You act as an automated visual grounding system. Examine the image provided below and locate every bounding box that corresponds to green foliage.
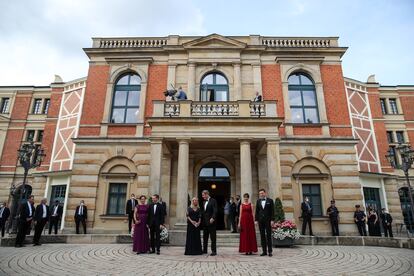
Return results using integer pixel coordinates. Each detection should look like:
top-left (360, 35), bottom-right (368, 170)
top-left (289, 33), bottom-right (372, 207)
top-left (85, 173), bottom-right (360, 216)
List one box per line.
top-left (274, 197), bottom-right (285, 222)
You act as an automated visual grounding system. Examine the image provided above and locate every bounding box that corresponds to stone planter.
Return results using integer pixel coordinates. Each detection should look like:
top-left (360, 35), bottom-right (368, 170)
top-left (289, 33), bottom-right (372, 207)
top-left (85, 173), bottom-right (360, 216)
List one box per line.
top-left (273, 237), bottom-right (294, 247)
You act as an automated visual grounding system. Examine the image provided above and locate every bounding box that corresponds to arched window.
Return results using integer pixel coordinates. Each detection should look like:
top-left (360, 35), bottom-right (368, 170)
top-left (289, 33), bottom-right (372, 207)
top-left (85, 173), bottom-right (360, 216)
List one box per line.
top-left (288, 73), bottom-right (319, 124)
top-left (200, 72), bottom-right (229, 102)
top-left (110, 73), bottom-right (141, 123)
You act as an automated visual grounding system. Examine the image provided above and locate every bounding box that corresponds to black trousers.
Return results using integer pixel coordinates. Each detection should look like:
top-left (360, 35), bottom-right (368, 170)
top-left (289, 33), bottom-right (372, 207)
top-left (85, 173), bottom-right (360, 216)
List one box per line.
top-left (356, 221), bottom-right (367, 236)
top-left (230, 214), bottom-right (237, 232)
top-left (383, 224), bottom-right (393, 237)
top-left (302, 216), bottom-right (313, 235)
top-left (258, 221), bottom-right (272, 254)
top-left (49, 216), bottom-right (60, 234)
top-left (203, 224), bottom-right (217, 253)
top-left (0, 219), bottom-right (6, 237)
top-left (33, 218), bottom-right (47, 244)
top-left (150, 225), bottom-right (161, 252)
top-left (128, 213), bottom-right (134, 233)
top-left (75, 217), bottom-right (87, 234)
top-left (15, 220), bottom-right (31, 246)
top-left (330, 219), bottom-right (339, 236)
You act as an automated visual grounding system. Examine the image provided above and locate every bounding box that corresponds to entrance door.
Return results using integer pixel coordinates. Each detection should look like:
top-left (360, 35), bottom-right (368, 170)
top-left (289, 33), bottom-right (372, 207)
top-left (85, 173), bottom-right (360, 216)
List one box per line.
top-left (198, 162), bottom-right (230, 230)
top-left (363, 187), bottom-right (382, 212)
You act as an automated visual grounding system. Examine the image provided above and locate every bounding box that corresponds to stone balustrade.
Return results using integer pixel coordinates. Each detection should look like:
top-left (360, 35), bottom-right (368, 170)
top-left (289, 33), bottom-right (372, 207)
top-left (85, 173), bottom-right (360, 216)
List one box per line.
top-left (153, 100), bottom-right (277, 118)
top-left (97, 38), bottom-right (167, 48)
top-left (261, 38), bottom-right (333, 47)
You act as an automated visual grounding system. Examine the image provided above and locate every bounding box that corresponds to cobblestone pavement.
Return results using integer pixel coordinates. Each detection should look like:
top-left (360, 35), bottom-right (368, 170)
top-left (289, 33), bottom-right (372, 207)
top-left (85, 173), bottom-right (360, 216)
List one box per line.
top-left (0, 244), bottom-right (413, 276)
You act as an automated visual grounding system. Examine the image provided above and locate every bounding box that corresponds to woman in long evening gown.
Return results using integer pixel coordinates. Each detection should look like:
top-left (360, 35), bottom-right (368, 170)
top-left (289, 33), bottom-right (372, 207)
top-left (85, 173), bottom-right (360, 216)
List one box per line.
top-left (367, 208), bottom-right (381, 237)
top-left (132, 195), bottom-right (150, 254)
top-left (185, 197), bottom-right (203, 255)
top-left (238, 193), bottom-right (258, 255)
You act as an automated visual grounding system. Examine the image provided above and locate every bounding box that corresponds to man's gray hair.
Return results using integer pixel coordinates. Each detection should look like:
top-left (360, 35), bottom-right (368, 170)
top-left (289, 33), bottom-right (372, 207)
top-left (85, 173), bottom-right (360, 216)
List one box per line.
top-left (201, 190), bottom-right (210, 195)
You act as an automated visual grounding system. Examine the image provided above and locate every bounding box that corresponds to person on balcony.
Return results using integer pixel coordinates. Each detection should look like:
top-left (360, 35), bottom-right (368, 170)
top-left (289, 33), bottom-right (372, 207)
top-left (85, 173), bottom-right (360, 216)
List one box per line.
top-left (176, 87), bottom-right (188, 100)
top-left (253, 91), bottom-right (262, 102)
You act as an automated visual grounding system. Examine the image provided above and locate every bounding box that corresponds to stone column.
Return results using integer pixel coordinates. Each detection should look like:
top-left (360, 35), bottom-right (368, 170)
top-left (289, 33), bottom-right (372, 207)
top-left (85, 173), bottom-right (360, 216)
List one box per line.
top-left (187, 62), bottom-right (196, 100)
top-left (240, 140), bottom-right (253, 197)
top-left (149, 138), bottom-right (163, 195)
top-left (175, 138), bottom-right (190, 224)
top-left (266, 139), bottom-right (282, 200)
top-left (252, 63), bottom-right (263, 95)
top-left (233, 62), bottom-right (242, 101)
top-left (167, 63), bottom-right (177, 88)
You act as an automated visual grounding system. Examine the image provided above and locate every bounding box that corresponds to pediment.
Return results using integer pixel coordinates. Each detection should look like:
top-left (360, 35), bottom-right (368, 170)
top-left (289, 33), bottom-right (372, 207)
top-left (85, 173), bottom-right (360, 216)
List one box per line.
top-left (183, 34), bottom-right (246, 49)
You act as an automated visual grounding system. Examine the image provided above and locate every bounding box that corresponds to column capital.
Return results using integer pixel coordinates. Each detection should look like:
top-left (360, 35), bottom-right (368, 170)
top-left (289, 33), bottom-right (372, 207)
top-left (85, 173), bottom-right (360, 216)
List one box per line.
top-left (150, 137), bottom-right (163, 144)
top-left (176, 137), bottom-right (191, 144)
top-left (232, 61), bottom-right (241, 66)
top-left (239, 138), bottom-right (253, 145)
top-left (187, 61), bottom-right (197, 67)
top-left (266, 138), bottom-right (280, 144)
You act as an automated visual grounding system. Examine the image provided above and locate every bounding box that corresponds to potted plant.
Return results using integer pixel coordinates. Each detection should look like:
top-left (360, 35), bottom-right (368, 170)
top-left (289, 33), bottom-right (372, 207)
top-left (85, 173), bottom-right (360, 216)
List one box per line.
top-left (272, 198), bottom-right (300, 247)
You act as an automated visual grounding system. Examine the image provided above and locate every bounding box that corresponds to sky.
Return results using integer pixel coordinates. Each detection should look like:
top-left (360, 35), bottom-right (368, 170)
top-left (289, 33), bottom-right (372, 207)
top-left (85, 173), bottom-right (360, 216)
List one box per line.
top-left (0, 0), bottom-right (413, 86)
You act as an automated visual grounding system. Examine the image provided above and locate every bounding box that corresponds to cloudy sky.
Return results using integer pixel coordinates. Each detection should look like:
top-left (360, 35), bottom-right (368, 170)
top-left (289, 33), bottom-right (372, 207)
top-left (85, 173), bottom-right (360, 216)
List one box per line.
top-left (0, 0), bottom-right (413, 86)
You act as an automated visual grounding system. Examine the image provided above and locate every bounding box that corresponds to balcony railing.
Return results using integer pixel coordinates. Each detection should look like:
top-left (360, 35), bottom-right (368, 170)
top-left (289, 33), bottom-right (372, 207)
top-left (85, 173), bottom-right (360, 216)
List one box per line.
top-left (153, 100), bottom-right (277, 118)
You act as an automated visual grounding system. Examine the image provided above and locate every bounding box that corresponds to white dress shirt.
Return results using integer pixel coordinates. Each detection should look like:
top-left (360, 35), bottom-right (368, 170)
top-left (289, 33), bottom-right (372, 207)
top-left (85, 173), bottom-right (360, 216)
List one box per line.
top-left (204, 198), bottom-right (209, 210)
top-left (78, 205), bottom-right (83, 216)
top-left (42, 204), bottom-right (47, 218)
top-left (153, 204), bottom-right (157, 214)
top-left (0, 207), bottom-right (4, 218)
top-left (53, 205), bottom-right (58, 216)
top-left (261, 198), bottom-right (266, 209)
top-left (27, 202), bottom-right (32, 217)
top-left (131, 199), bottom-right (135, 209)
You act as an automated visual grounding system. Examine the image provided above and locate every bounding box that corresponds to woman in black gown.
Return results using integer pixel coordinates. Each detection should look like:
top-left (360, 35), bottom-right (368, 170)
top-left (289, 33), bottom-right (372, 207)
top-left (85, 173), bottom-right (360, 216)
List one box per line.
top-left (185, 197), bottom-right (202, 255)
top-left (367, 208), bottom-right (381, 236)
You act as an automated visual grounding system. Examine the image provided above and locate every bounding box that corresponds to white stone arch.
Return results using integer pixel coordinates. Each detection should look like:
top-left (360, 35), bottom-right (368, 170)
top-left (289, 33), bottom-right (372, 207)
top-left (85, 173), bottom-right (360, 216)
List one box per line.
top-left (197, 68), bottom-right (234, 85)
top-left (109, 65), bottom-right (147, 84)
top-left (282, 63), bottom-right (321, 84)
top-left (99, 156), bottom-right (138, 175)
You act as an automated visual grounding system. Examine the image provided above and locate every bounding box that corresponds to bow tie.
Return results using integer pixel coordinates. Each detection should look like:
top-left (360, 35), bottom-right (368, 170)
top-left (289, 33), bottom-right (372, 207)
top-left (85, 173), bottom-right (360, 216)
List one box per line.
top-left (261, 199), bottom-right (266, 201)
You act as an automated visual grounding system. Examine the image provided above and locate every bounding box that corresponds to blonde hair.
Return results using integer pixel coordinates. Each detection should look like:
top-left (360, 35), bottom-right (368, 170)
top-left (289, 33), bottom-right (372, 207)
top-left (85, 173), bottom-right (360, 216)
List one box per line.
top-left (190, 197), bottom-right (199, 209)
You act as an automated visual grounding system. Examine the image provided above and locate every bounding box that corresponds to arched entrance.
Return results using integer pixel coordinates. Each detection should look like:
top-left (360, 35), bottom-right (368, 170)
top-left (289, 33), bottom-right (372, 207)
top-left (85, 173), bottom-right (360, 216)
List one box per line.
top-left (198, 162), bottom-right (230, 230)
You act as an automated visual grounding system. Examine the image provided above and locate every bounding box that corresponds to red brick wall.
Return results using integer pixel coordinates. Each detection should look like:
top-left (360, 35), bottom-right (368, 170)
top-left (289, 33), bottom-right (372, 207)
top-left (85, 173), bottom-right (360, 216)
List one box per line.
top-left (320, 65), bottom-right (352, 137)
top-left (38, 87), bottom-right (63, 171)
top-left (293, 126), bottom-right (322, 136)
top-left (367, 87), bottom-right (392, 171)
top-left (144, 64), bottom-right (168, 136)
top-left (399, 92), bottom-right (414, 121)
top-left (107, 125), bottom-right (136, 136)
top-left (261, 64), bottom-right (284, 117)
top-left (78, 65), bottom-right (110, 136)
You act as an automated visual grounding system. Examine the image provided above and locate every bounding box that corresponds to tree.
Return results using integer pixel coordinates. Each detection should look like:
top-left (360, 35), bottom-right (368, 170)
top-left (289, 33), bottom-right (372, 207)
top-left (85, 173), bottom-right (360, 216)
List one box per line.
top-left (274, 197), bottom-right (285, 222)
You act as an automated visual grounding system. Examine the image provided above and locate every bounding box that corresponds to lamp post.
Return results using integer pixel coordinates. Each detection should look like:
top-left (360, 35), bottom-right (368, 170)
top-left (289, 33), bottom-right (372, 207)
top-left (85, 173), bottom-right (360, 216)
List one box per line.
top-left (385, 143), bottom-right (414, 233)
top-left (9, 141), bottom-right (45, 233)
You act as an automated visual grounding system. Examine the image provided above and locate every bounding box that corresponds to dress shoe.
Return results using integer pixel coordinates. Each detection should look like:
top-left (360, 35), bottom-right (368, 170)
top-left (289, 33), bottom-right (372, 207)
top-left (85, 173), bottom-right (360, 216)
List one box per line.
top-left (210, 252), bottom-right (217, 256)
top-left (202, 251), bottom-right (207, 254)
top-left (15, 244), bottom-right (22, 248)
top-left (260, 253), bottom-right (267, 256)
top-left (156, 251), bottom-right (160, 255)
top-left (231, 231), bottom-right (237, 233)
top-left (149, 250), bottom-right (155, 254)
top-left (269, 253), bottom-right (273, 257)
top-left (33, 243), bottom-right (41, 246)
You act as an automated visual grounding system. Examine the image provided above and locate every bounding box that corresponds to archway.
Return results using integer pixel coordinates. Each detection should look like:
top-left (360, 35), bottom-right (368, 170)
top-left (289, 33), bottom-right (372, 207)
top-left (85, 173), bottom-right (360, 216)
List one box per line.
top-left (198, 161), bottom-right (230, 230)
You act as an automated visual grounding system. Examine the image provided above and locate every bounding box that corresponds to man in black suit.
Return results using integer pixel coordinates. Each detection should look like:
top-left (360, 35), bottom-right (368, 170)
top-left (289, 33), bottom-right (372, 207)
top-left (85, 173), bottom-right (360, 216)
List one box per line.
top-left (301, 196), bottom-right (313, 236)
top-left (125, 194), bottom-right (138, 233)
top-left (0, 201), bottom-right (10, 237)
top-left (380, 208), bottom-right (393, 237)
top-left (229, 197), bottom-right (237, 233)
top-left (33, 198), bottom-right (49, 246)
top-left (74, 200), bottom-right (87, 234)
top-left (15, 195), bottom-right (35, 247)
top-left (147, 194), bottom-right (166, 255)
top-left (255, 189), bottom-right (275, 257)
top-left (49, 200), bottom-right (63, 234)
top-left (201, 190), bottom-right (218, 256)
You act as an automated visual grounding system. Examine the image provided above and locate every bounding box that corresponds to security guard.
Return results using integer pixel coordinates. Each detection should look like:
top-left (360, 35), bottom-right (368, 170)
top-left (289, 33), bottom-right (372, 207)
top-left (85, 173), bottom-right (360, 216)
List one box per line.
top-left (327, 200), bottom-right (339, 236)
top-left (354, 204), bottom-right (367, 236)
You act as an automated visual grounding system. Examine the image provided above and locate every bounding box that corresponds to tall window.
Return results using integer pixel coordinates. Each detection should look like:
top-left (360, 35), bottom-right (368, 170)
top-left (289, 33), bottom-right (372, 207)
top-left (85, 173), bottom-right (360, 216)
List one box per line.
top-left (200, 72), bottom-right (229, 102)
top-left (26, 130), bottom-right (35, 141)
top-left (37, 130), bottom-right (44, 142)
top-left (389, 146), bottom-right (399, 166)
top-left (389, 99), bottom-right (398, 114)
top-left (0, 98), bottom-right (10, 114)
top-left (107, 183), bottom-right (127, 215)
top-left (32, 99), bottom-right (42, 114)
top-left (43, 99), bottom-right (50, 114)
top-left (111, 73), bottom-right (141, 123)
top-left (380, 98), bottom-right (387, 114)
top-left (386, 131), bottom-right (394, 143)
top-left (288, 73), bottom-right (319, 124)
top-left (302, 184), bottom-right (322, 216)
top-left (396, 131), bottom-right (405, 143)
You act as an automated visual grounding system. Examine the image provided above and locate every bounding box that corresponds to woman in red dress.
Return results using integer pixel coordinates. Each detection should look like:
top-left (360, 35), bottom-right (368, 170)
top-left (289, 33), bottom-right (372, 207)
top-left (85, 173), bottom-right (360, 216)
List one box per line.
top-left (238, 193), bottom-right (258, 255)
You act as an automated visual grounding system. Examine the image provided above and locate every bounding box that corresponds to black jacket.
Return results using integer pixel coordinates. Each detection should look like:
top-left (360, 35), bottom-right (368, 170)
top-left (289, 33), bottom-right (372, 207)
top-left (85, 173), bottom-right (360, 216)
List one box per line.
top-left (147, 203), bottom-right (166, 227)
top-left (75, 205), bottom-right (88, 219)
top-left (50, 204), bottom-right (63, 219)
top-left (125, 199), bottom-right (138, 215)
top-left (301, 202), bottom-right (313, 217)
top-left (380, 212), bottom-right (393, 225)
top-left (34, 204), bottom-right (50, 221)
top-left (229, 202), bottom-right (237, 217)
top-left (255, 198), bottom-right (275, 223)
top-left (0, 206), bottom-right (10, 221)
top-left (19, 202), bottom-right (35, 222)
top-left (202, 197), bottom-right (218, 226)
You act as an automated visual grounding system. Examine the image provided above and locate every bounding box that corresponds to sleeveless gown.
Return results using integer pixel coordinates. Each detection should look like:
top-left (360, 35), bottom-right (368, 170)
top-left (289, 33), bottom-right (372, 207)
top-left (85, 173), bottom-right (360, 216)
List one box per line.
top-left (185, 207), bottom-right (203, 255)
top-left (132, 204), bottom-right (150, 253)
top-left (239, 203), bottom-right (258, 253)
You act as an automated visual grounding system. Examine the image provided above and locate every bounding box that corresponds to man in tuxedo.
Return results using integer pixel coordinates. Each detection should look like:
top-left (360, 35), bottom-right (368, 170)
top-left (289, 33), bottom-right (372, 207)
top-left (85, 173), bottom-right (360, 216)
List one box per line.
top-left (201, 190), bottom-right (218, 256)
top-left (0, 201), bottom-right (10, 237)
top-left (380, 208), bottom-right (393, 237)
top-left (49, 200), bottom-right (63, 234)
top-left (229, 197), bottom-right (237, 233)
top-left (125, 194), bottom-right (138, 233)
top-left (147, 194), bottom-right (166, 255)
top-left (301, 196), bottom-right (313, 236)
top-left (15, 195), bottom-right (35, 247)
top-left (255, 189), bottom-right (274, 257)
top-left (33, 198), bottom-right (49, 246)
top-left (74, 200), bottom-right (87, 234)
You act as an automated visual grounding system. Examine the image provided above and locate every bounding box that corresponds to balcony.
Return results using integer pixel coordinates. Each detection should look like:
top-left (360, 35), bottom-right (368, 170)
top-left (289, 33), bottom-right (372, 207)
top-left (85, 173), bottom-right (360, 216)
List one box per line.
top-left (152, 100), bottom-right (277, 118)
top-left (148, 100), bottom-right (282, 139)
